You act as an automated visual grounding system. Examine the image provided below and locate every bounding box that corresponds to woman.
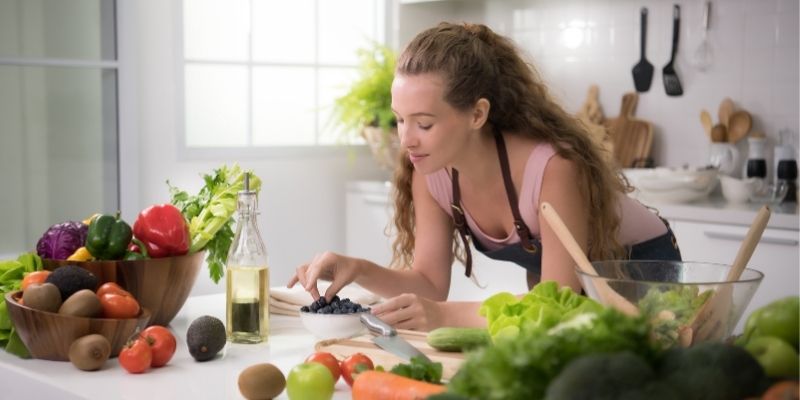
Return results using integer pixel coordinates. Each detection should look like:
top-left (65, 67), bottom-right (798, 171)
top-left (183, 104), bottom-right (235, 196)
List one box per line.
top-left (288, 22), bottom-right (680, 330)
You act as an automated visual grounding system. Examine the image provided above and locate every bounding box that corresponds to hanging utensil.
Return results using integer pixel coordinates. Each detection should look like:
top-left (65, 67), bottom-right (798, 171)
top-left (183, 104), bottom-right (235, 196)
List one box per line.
top-left (718, 97), bottom-right (735, 128)
top-left (632, 7), bottom-right (654, 92)
top-left (692, 1), bottom-right (713, 71)
top-left (728, 110), bottom-right (752, 144)
top-left (663, 4), bottom-right (683, 96)
top-left (700, 109), bottom-right (713, 140)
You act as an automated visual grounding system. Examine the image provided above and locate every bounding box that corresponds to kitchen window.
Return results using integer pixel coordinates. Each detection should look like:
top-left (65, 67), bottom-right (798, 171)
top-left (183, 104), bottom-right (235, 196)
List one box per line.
top-left (181, 0), bottom-right (389, 150)
top-left (0, 0), bottom-right (121, 257)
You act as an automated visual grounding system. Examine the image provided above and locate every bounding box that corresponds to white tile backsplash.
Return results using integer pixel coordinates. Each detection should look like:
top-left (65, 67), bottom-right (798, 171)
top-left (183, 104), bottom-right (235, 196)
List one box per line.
top-left (477, 0), bottom-right (799, 174)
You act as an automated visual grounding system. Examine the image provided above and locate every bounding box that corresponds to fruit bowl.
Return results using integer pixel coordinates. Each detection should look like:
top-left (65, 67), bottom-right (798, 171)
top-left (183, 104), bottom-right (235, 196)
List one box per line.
top-left (5, 290), bottom-right (151, 361)
top-left (576, 261), bottom-right (764, 346)
top-left (299, 310), bottom-right (369, 340)
top-left (42, 251), bottom-right (204, 326)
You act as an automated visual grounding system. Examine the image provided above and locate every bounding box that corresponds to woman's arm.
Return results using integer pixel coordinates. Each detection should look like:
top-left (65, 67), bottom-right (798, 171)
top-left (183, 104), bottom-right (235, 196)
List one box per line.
top-left (537, 155), bottom-right (589, 293)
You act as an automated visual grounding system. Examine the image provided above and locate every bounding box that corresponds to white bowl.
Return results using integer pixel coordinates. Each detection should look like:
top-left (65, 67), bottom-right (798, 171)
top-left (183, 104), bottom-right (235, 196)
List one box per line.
top-left (624, 166), bottom-right (718, 203)
top-left (719, 176), bottom-right (760, 203)
top-left (299, 310), bottom-right (368, 340)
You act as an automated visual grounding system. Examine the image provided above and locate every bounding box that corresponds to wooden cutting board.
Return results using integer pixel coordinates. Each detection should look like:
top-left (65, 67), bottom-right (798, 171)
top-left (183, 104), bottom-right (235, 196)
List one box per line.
top-left (315, 330), bottom-right (466, 380)
top-left (604, 92), bottom-right (654, 168)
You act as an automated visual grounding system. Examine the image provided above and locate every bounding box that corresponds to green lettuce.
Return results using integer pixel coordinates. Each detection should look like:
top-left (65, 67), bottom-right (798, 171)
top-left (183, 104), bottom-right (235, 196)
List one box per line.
top-left (0, 253), bottom-right (42, 358)
top-left (479, 281), bottom-right (603, 341)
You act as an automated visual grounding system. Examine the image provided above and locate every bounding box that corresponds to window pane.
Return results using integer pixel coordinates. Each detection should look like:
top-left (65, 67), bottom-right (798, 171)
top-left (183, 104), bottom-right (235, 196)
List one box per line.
top-left (0, 0), bottom-right (115, 60)
top-left (252, 66), bottom-right (315, 146)
top-left (184, 0), bottom-right (249, 61)
top-left (318, 0), bottom-right (382, 65)
top-left (0, 66), bottom-right (117, 256)
top-left (252, 0), bottom-right (314, 64)
top-left (318, 66), bottom-right (358, 145)
top-left (185, 64), bottom-right (248, 147)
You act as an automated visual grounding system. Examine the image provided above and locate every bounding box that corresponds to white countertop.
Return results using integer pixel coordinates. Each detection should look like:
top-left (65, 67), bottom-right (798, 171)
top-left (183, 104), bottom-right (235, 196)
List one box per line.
top-left (0, 294), bottom-right (354, 400)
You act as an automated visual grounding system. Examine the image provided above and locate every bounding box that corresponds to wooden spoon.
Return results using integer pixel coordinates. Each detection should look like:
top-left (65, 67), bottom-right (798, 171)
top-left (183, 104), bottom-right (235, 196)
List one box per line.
top-left (710, 123), bottom-right (727, 143)
top-left (718, 98), bottom-right (735, 128)
top-left (700, 109), bottom-right (713, 140)
top-left (685, 205), bottom-right (771, 345)
top-left (540, 202), bottom-right (639, 316)
top-left (727, 110), bottom-right (752, 144)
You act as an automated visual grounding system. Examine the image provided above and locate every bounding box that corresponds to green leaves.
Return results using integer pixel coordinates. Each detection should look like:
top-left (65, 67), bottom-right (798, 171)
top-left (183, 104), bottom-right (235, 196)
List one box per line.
top-left (0, 253), bottom-right (41, 358)
top-left (169, 164), bottom-right (262, 283)
top-left (390, 356), bottom-right (443, 384)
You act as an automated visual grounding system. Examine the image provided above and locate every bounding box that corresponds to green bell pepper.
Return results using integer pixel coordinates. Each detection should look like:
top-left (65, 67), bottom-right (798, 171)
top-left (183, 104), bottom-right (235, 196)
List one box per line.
top-left (85, 212), bottom-right (133, 260)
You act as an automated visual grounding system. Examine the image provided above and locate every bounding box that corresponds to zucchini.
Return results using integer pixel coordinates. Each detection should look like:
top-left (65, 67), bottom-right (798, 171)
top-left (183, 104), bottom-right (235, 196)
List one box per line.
top-left (427, 327), bottom-right (490, 352)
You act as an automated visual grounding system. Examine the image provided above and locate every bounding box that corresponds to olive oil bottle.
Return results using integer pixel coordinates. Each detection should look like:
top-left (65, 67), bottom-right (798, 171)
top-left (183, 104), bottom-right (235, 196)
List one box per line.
top-left (226, 173), bottom-right (269, 343)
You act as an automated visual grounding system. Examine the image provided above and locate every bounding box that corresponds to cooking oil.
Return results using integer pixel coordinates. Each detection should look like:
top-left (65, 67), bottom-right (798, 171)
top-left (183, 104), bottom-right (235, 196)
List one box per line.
top-left (225, 172), bottom-right (269, 343)
top-left (226, 265), bottom-right (269, 343)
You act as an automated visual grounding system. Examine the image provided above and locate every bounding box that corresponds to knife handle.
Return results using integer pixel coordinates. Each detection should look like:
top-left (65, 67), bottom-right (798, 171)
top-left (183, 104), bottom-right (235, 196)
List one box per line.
top-left (360, 312), bottom-right (396, 336)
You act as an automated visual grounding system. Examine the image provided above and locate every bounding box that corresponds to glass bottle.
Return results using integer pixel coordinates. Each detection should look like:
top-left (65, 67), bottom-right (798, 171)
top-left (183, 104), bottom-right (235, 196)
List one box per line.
top-left (746, 136), bottom-right (768, 179)
top-left (226, 173), bottom-right (269, 343)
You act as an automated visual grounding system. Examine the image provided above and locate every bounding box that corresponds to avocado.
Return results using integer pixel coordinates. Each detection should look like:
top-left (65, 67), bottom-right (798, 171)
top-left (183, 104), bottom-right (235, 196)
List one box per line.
top-left (187, 315), bottom-right (226, 361)
top-left (45, 265), bottom-right (98, 301)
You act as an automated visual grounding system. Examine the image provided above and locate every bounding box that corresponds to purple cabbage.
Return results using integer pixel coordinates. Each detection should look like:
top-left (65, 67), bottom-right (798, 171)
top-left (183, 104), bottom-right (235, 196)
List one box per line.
top-left (36, 221), bottom-right (88, 260)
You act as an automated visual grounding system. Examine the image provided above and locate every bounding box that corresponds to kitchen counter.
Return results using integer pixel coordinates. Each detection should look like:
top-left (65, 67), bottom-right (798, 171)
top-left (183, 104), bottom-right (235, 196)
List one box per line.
top-left (0, 294), bottom-right (353, 400)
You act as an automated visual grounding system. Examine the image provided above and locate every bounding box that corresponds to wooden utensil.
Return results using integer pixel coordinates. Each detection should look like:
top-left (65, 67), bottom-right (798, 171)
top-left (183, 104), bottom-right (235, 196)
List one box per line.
top-left (718, 97), bottom-right (735, 128)
top-left (710, 123), bottom-right (728, 143)
top-left (605, 93), bottom-right (654, 168)
top-left (662, 5), bottom-right (683, 96)
top-left (727, 110), bottom-right (752, 144)
top-left (632, 7), bottom-right (655, 92)
top-left (685, 206), bottom-right (771, 345)
top-left (700, 110), bottom-right (713, 140)
top-left (539, 202), bottom-right (639, 316)
top-left (316, 330), bottom-right (465, 380)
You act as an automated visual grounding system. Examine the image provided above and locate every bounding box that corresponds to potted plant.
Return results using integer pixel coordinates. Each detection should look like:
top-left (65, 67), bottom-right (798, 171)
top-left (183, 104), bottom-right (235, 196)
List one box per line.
top-left (332, 42), bottom-right (399, 170)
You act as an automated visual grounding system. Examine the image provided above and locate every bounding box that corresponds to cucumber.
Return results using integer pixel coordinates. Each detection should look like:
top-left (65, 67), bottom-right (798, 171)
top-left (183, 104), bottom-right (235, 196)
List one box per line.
top-left (427, 327), bottom-right (490, 352)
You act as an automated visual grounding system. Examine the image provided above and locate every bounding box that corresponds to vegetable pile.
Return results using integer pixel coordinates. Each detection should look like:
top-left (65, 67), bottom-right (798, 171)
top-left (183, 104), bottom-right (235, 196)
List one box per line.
top-left (0, 253), bottom-right (42, 358)
top-left (169, 164), bottom-right (262, 283)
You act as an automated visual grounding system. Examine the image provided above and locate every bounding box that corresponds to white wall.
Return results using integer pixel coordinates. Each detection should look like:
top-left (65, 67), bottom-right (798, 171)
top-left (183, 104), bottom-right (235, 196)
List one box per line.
top-left (130, 0), bottom-right (389, 295)
top-left (398, 0), bottom-right (799, 178)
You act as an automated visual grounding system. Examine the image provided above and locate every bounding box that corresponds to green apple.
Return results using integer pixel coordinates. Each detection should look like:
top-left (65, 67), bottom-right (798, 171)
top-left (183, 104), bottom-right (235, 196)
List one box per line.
top-left (286, 362), bottom-right (335, 400)
top-left (753, 297), bottom-right (799, 349)
top-left (744, 336), bottom-right (799, 378)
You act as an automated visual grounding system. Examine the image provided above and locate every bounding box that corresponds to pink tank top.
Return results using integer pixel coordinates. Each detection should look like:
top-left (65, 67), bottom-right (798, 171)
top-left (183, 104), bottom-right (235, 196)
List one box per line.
top-left (425, 143), bottom-right (667, 251)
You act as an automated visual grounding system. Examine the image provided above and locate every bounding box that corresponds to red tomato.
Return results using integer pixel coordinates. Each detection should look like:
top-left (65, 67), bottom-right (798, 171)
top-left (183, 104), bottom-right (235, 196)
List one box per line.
top-left (119, 339), bottom-right (152, 374)
top-left (21, 271), bottom-right (50, 291)
top-left (305, 351), bottom-right (341, 382)
top-left (340, 353), bottom-right (374, 387)
top-left (96, 282), bottom-right (132, 298)
top-left (99, 293), bottom-right (140, 319)
top-left (141, 326), bottom-right (176, 367)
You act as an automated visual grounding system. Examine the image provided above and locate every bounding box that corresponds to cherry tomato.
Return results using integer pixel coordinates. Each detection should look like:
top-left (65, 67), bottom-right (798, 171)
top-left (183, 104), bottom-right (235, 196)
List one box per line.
top-left (99, 293), bottom-right (140, 319)
top-left (97, 282), bottom-right (132, 298)
top-left (141, 326), bottom-right (176, 367)
top-left (340, 352), bottom-right (374, 387)
top-left (119, 339), bottom-right (152, 374)
top-left (305, 351), bottom-right (341, 382)
top-left (21, 271), bottom-right (51, 291)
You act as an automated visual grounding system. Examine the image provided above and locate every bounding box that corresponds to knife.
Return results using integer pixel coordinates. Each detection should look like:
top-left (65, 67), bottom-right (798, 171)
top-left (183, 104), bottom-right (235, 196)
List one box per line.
top-left (359, 313), bottom-right (432, 363)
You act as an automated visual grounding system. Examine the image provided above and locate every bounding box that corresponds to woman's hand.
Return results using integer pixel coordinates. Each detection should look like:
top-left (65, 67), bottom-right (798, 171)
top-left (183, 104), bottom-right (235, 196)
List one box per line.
top-left (287, 251), bottom-right (360, 301)
top-left (371, 293), bottom-right (444, 331)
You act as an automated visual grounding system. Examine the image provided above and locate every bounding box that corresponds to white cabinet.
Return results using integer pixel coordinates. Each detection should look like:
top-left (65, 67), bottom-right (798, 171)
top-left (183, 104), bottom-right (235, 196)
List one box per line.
top-left (346, 181), bottom-right (527, 301)
top-left (669, 219), bottom-right (800, 332)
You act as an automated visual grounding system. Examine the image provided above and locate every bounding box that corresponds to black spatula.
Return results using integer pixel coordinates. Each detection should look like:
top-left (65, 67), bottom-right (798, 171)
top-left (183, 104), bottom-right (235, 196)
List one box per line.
top-left (631, 7), bottom-right (653, 92)
top-left (663, 4), bottom-right (683, 96)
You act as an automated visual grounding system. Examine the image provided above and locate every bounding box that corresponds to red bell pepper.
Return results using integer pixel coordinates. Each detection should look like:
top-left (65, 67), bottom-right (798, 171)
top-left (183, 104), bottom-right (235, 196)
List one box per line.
top-left (132, 204), bottom-right (190, 258)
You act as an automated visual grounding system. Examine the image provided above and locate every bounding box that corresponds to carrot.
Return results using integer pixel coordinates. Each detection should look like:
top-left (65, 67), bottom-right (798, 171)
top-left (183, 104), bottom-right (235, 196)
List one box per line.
top-left (352, 370), bottom-right (447, 400)
top-left (761, 380), bottom-right (799, 400)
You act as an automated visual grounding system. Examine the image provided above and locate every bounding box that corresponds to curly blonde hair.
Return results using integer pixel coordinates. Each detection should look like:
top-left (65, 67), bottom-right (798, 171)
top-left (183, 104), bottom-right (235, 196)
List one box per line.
top-left (389, 22), bottom-right (629, 269)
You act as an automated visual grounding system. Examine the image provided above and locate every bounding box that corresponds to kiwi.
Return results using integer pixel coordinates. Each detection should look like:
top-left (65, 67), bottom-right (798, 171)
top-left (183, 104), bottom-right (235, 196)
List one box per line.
top-left (186, 315), bottom-right (226, 361)
top-left (22, 282), bottom-right (62, 313)
top-left (59, 289), bottom-right (102, 317)
top-left (238, 363), bottom-right (286, 400)
top-left (68, 334), bottom-right (111, 371)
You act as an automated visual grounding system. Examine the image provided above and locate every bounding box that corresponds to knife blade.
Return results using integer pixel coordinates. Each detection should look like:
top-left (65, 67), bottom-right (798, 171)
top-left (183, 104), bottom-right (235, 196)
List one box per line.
top-left (359, 313), bottom-right (431, 362)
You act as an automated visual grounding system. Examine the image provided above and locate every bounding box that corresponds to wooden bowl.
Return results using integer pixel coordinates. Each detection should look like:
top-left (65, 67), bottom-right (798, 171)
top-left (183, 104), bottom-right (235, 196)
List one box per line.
top-left (42, 251), bottom-right (204, 326)
top-left (5, 291), bottom-right (151, 361)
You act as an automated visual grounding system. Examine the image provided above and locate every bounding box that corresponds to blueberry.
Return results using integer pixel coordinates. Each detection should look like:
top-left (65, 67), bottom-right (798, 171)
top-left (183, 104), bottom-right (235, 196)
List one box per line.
top-left (332, 308), bottom-right (341, 314)
top-left (300, 306), bottom-right (310, 312)
top-left (332, 295), bottom-right (340, 303)
top-left (342, 298), bottom-right (351, 303)
top-left (309, 303), bottom-right (319, 312)
top-left (320, 305), bottom-right (332, 314)
top-left (316, 297), bottom-right (327, 307)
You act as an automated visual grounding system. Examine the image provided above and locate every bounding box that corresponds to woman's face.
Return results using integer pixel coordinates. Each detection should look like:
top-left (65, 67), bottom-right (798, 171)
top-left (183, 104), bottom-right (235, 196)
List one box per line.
top-left (391, 73), bottom-right (475, 174)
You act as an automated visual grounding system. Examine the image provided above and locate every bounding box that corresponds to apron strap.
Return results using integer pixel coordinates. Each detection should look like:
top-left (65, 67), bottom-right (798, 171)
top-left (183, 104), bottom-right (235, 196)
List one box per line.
top-left (451, 168), bottom-right (473, 277)
top-left (494, 132), bottom-right (538, 254)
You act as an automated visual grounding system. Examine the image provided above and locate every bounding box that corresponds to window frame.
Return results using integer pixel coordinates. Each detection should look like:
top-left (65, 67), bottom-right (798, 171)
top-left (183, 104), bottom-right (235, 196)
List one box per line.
top-left (175, 0), bottom-right (395, 160)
